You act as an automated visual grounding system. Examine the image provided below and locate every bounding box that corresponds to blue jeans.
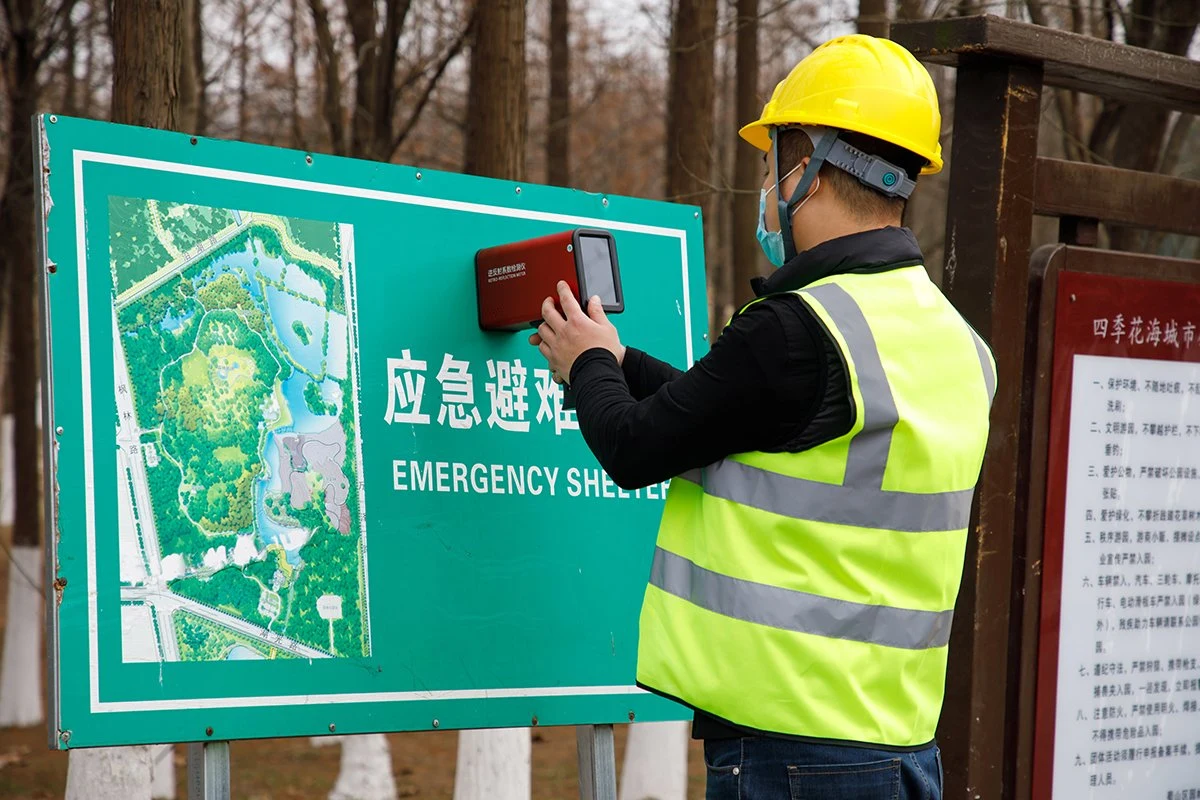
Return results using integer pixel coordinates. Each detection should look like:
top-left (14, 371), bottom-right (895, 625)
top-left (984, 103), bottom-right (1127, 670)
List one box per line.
top-left (703, 737), bottom-right (942, 800)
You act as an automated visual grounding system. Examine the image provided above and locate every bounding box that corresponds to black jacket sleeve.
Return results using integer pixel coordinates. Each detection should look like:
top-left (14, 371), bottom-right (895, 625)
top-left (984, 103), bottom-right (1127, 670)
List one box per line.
top-left (568, 297), bottom-right (831, 489)
top-left (620, 347), bottom-right (685, 400)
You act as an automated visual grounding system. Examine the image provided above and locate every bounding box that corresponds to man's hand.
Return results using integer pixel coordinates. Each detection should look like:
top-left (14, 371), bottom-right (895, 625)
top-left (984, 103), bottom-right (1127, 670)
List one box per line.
top-left (529, 281), bottom-right (625, 385)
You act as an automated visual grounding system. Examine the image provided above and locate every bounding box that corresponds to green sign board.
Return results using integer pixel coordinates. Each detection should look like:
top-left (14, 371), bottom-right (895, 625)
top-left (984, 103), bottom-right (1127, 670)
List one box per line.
top-left (36, 115), bottom-right (705, 749)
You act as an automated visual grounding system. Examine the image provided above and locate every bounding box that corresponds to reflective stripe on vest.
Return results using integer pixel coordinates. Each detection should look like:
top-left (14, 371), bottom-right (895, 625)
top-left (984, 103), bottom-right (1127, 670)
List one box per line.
top-left (650, 546), bottom-right (954, 650)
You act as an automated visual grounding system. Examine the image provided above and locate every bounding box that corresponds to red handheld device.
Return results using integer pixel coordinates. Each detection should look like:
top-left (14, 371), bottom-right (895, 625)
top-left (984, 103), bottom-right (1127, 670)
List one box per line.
top-left (475, 228), bottom-right (623, 332)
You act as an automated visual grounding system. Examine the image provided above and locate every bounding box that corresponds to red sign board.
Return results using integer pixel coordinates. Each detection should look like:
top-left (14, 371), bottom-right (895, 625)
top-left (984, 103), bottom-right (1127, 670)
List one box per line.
top-left (1033, 269), bottom-right (1200, 798)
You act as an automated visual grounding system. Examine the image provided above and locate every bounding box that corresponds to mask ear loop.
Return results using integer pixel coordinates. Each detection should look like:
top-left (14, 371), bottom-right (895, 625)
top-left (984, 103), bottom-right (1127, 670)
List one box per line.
top-left (774, 126), bottom-right (838, 263)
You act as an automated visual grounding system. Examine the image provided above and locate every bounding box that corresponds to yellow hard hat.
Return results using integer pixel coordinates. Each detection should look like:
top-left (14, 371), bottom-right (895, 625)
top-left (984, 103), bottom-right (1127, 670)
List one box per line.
top-left (739, 34), bottom-right (943, 174)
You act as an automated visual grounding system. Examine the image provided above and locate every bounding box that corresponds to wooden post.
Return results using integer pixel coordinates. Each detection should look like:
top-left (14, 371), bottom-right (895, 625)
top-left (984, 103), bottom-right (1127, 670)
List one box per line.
top-left (936, 55), bottom-right (1043, 800)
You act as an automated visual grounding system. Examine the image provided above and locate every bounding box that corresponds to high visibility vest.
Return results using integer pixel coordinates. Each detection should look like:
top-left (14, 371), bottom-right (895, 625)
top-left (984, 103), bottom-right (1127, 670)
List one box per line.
top-left (636, 265), bottom-right (995, 747)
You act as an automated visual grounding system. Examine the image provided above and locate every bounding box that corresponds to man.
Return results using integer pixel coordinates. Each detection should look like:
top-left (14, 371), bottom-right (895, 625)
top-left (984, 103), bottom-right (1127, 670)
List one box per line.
top-left (533, 34), bottom-right (994, 799)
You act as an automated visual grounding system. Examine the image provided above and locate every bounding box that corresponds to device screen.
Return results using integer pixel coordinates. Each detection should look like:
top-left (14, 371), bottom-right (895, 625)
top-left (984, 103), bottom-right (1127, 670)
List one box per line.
top-left (579, 235), bottom-right (618, 306)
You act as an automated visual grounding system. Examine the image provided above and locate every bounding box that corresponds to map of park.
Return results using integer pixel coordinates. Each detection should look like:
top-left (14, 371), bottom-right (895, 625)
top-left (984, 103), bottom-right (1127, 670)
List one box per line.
top-left (111, 197), bottom-right (370, 663)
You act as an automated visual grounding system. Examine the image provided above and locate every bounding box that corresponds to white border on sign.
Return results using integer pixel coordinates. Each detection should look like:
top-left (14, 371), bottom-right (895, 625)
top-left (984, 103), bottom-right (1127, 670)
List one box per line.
top-left (73, 150), bottom-right (696, 713)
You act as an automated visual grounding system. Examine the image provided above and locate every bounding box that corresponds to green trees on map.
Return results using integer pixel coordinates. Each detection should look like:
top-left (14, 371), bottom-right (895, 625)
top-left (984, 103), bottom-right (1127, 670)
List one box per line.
top-left (282, 494), bottom-right (365, 656)
top-left (173, 610), bottom-right (278, 661)
top-left (171, 566), bottom-right (272, 629)
top-left (110, 197), bottom-right (174, 292)
top-left (303, 380), bottom-right (335, 416)
top-left (292, 320), bottom-right (311, 345)
top-left (114, 200), bottom-right (367, 660)
top-left (145, 449), bottom-right (236, 559)
top-left (159, 309), bottom-right (280, 533)
top-left (285, 217), bottom-right (337, 256)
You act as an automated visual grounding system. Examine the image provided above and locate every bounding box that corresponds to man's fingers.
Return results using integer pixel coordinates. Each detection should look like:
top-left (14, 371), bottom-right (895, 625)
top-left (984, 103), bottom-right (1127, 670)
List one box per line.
top-left (557, 281), bottom-right (585, 320)
top-left (528, 331), bottom-right (543, 346)
top-left (537, 322), bottom-right (556, 344)
top-left (587, 296), bottom-right (607, 324)
top-left (541, 296), bottom-right (566, 331)
top-left (538, 341), bottom-right (552, 361)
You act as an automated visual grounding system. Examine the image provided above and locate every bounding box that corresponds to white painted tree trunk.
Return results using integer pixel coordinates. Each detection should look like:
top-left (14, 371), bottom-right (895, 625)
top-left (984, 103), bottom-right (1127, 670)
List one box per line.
top-left (65, 746), bottom-right (153, 800)
top-left (0, 544), bottom-right (42, 727)
top-left (310, 734), bottom-right (340, 747)
top-left (453, 728), bottom-right (531, 800)
top-left (329, 733), bottom-right (398, 800)
top-left (150, 744), bottom-right (176, 799)
top-left (0, 414), bottom-right (13, 526)
top-left (618, 721), bottom-right (689, 800)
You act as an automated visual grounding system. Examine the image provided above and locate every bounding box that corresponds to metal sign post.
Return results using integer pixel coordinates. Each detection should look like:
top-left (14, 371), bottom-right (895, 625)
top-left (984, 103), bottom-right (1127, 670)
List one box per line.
top-left (576, 724), bottom-right (617, 800)
top-left (187, 741), bottom-right (231, 800)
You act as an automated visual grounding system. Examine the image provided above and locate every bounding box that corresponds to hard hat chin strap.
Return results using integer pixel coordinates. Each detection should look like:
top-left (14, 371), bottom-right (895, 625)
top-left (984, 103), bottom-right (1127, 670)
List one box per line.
top-left (772, 125), bottom-right (918, 264)
top-left (773, 127), bottom-right (837, 264)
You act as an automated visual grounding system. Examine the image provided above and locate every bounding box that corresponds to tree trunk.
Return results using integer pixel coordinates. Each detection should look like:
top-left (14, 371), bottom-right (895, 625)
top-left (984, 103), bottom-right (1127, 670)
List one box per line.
top-left (65, 746), bottom-right (153, 800)
top-left (236, 0), bottom-right (249, 140)
top-left (0, 5), bottom-right (43, 556)
top-left (1106, 0), bottom-right (1199, 251)
top-left (618, 721), bottom-right (689, 800)
top-left (546, 0), bottom-right (570, 186)
top-left (0, 545), bottom-right (42, 726)
top-left (63, 11), bottom-right (79, 115)
top-left (0, 0), bottom-right (47, 736)
top-left (345, 0), bottom-right (379, 159)
top-left (665, 0), bottom-right (717, 207)
top-left (178, 0), bottom-right (198, 131)
top-left (111, 0), bottom-right (185, 128)
top-left (191, 0), bottom-right (206, 134)
top-left (463, 0), bottom-right (527, 180)
top-left (730, 0), bottom-right (760, 312)
top-left (453, 728), bottom-right (531, 800)
top-left (149, 744), bottom-right (176, 800)
top-left (308, 0), bottom-right (347, 155)
top-left (857, 0), bottom-right (889, 37)
top-left (81, 0), bottom-right (98, 118)
top-left (370, 0), bottom-right (413, 161)
top-left (329, 734), bottom-right (399, 800)
top-left (289, 0), bottom-right (305, 148)
top-left (0, 412), bottom-right (12, 527)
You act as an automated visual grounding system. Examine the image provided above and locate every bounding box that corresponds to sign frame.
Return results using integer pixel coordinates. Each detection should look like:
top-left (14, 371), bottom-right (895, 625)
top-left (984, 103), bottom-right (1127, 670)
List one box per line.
top-left (1026, 245), bottom-right (1200, 799)
top-left (35, 114), bottom-right (705, 750)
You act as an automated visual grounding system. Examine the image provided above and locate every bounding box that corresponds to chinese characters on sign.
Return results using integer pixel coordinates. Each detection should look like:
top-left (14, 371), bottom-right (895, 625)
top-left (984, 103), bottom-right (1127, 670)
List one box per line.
top-left (384, 351), bottom-right (578, 436)
top-left (1054, 355), bottom-right (1200, 799)
top-left (1092, 315), bottom-right (1197, 349)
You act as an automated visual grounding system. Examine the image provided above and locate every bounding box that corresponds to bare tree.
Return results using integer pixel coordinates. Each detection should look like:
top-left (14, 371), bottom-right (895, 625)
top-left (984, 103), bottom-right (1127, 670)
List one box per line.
top-left (235, 0), bottom-right (248, 139)
top-left (307, 0), bottom-right (346, 154)
top-left (289, 0), bottom-right (304, 148)
top-left (111, 0), bottom-right (185, 127)
top-left (190, 0), bottom-right (204, 133)
top-left (1101, 0), bottom-right (1199, 250)
top-left (731, 0), bottom-right (760, 310)
top-left (665, 0), bottom-right (717, 207)
top-left (546, 0), bottom-right (569, 186)
top-left (308, 0), bottom-right (472, 162)
top-left (0, 0), bottom-right (78, 731)
top-left (178, 0), bottom-right (199, 131)
top-left (463, 0), bottom-right (527, 180)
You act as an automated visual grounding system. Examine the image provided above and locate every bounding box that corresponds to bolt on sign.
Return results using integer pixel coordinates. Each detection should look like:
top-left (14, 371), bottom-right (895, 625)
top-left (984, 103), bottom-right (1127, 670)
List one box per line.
top-left (35, 115), bottom-right (702, 749)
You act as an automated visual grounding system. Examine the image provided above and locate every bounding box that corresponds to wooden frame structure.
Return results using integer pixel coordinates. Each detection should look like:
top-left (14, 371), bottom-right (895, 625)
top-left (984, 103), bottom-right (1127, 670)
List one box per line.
top-left (890, 15), bottom-right (1200, 800)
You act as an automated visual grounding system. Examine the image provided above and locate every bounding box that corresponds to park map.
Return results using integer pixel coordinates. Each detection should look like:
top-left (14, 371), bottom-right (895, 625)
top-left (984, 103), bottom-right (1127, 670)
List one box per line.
top-left (111, 198), bottom-right (370, 663)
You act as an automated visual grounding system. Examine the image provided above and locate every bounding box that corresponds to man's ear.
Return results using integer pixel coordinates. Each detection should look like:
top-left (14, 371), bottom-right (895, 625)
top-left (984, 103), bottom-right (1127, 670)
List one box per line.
top-left (781, 156), bottom-right (812, 202)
